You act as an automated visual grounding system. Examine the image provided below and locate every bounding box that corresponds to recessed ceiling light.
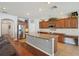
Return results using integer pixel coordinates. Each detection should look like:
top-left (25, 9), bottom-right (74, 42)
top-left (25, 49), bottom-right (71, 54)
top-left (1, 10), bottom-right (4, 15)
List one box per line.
top-left (2, 7), bottom-right (6, 10)
top-left (1, 7), bottom-right (7, 13)
top-left (48, 2), bottom-right (51, 4)
top-left (60, 12), bottom-right (63, 15)
top-left (39, 8), bottom-right (42, 11)
top-left (26, 13), bottom-right (30, 16)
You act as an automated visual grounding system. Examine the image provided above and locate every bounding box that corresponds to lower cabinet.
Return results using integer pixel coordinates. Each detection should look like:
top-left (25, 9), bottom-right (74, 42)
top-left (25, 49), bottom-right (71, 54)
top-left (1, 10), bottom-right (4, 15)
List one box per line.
top-left (57, 34), bottom-right (64, 43)
top-left (53, 33), bottom-right (64, 43)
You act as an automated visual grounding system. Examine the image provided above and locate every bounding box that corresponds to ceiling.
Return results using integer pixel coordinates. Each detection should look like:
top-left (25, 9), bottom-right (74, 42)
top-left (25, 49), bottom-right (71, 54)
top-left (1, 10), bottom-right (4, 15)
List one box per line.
top-left (0, 2), bottom-right (79, 19)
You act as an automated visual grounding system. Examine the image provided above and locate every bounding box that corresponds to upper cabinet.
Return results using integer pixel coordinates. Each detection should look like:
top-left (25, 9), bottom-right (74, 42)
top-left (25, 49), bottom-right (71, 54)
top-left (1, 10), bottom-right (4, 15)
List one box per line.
top-left (56, 19), bottom-right (65, 28)
top-left (64, 16), bottom-right (78, 28)
top-left (39, 16), bottom-right (78, 29)
top-left (56, 16), bottom-right (78, 28)
top-left (70, 17), bottom-right (78, 28)
top-left (39, 20), bottom-right (48, 28)
top-left (64, 18), bottom-right (71, 28)
top-left (48, 18), bottom-right (57, 28)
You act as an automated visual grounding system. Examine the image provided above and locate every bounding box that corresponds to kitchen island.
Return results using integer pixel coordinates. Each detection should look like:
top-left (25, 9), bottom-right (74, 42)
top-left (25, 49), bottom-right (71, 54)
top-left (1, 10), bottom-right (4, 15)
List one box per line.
top-left (26, 33), bottom-right (58, 56)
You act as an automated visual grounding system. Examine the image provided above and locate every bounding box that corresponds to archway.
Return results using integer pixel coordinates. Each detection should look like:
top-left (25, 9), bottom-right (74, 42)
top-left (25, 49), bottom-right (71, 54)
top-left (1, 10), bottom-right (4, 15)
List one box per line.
top-left (1, 19), bottom-right (14, 37)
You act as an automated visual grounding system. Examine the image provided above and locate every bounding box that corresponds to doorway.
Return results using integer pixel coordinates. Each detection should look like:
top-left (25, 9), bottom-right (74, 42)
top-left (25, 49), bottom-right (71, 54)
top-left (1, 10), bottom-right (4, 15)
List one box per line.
top-left (17, 20), bottom-right (28, 40)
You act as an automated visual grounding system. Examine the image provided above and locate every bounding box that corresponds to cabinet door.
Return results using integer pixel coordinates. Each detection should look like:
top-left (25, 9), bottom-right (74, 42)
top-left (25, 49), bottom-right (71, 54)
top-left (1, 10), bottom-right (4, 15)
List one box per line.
top-left (64, 19), bottom-right (71, 28)
top-left (55, 20), bottom-right (60, 28)
top-left (70, 18), bottom-right (78, 28)
top-left (56, 19), bottom-right (65, 28)
top-left (64, 17), bottom-right (78, 28)
top-left (48, 20), bottom-right (56, 27)
top-left (39, 21), bottom-right (48, 28)
top-left (43, 21), bottom-right (48, 28)
top-left (58, 34), bottom-right (64, 43)
top-left (39, 22), bottom-right (43, 28)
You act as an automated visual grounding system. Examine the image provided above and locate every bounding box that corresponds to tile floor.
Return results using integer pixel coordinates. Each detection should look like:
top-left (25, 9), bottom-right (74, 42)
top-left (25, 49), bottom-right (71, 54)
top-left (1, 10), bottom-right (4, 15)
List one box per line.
top-left (55, 42), bottom-right (79, 56)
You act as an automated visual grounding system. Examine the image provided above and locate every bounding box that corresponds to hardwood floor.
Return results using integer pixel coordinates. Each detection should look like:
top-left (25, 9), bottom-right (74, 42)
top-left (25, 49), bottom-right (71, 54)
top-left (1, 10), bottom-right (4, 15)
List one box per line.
top-left (4, 35), bottom-right (79, 56)
top-left (5, 35), bottom-right (48, 56)
top-left (5, 35), bottom-right (33, 56)
top-left (55, 42), bottom-right (79, 56)
top-left (19, 39), bottom-right (48, 56)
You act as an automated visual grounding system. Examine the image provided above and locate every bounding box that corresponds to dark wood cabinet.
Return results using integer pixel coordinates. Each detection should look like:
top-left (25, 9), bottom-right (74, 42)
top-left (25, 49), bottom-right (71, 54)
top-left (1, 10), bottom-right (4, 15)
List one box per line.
top-left (53, 33), bottom-right (64, 43)
top-left (64, 18), bottom-right (71, 28)
top-left (48, 20), bottom-right (56, 27)
top-left (64, 17), bottom-right (78, 28)
top-left (39, 16), bottom-right (78, 29)
top-left (56, 17), bottom-right (78, 28)
top-left (56, 19), bottom-right (65, 28)
top-left (57, 34), bottom-right (64, 43)
top-left (70, 17), bottom-right (78, 28)
top-left (39, 20), bottom-right (48, 28)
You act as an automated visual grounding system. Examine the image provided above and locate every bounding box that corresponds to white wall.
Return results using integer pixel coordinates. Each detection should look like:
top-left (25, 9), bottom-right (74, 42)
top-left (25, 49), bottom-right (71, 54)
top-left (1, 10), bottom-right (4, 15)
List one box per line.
top-left (0, 12), bottom-right (17, 38)
top-left (28, 18), bottom-right (39, 33)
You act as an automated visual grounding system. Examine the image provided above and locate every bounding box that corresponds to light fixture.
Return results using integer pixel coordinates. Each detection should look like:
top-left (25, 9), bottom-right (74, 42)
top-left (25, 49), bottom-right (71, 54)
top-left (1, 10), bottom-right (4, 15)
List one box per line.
top-left (2, 7), bottom-right (6, 10)
top-left (48, 2), bottom-right (51, 4)
top-left (39, 8), bottom-right (42, 12)
top-left (60, 12), bottom-right (63, 15)
top-left (0, 7), bottom-right (7, 13)
top-left (26, 13), bottom-right (30, 16)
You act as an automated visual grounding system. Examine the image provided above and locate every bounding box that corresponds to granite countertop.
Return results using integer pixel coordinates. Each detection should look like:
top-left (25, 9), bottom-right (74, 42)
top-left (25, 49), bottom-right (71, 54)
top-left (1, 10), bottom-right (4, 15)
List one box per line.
top-left (27, 33), bottom-right (57, 40)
